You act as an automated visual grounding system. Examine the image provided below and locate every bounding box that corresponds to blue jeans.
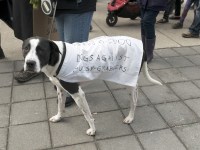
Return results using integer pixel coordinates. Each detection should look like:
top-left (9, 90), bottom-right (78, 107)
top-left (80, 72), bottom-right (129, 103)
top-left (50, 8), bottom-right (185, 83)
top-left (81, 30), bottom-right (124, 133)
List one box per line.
top-left (55, 11), bottom-right (93, 43)
top-left (189, 0), bottom-right (200, 35)
top-left (140, 8), bottom-right (159, 39)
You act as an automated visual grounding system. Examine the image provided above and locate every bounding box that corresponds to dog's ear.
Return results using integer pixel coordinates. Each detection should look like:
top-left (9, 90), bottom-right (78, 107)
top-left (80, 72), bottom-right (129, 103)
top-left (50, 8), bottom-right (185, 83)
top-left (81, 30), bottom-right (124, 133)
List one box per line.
top-left (48, 41), bottom-right (60, 66)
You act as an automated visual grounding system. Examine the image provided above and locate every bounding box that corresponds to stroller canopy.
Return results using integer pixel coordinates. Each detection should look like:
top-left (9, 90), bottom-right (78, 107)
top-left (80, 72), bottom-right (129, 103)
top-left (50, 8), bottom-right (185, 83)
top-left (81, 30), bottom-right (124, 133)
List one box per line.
top-left (107, 0), bottom-right (129, 11)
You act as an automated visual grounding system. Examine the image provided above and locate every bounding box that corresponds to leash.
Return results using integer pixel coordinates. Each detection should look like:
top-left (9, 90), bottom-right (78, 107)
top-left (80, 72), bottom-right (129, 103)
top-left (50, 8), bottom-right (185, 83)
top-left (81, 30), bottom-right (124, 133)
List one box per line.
top-left (48, 0), bottom-right (57, 39)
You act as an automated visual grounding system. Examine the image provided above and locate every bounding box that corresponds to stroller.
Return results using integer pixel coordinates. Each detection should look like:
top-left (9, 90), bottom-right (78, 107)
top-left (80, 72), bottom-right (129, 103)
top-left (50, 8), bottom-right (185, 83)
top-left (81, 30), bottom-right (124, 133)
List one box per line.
top-left (106, 0), bottom-right (140, 27)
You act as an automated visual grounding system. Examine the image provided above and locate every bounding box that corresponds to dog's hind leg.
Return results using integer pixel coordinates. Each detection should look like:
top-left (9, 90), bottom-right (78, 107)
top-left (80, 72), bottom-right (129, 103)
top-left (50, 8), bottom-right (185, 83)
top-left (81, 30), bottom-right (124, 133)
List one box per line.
top-left (49, 85), bottom-right (66, 122)
top-left (123, 86), bottom-right (138, 124)
top-left (71, 86), bottom-right (96, 136)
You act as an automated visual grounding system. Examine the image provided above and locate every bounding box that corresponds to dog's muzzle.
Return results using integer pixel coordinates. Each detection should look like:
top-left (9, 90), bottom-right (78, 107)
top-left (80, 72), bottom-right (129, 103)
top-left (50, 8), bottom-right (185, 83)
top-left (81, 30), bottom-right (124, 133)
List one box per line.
top-left (25, 60), bottom-right (36, 72)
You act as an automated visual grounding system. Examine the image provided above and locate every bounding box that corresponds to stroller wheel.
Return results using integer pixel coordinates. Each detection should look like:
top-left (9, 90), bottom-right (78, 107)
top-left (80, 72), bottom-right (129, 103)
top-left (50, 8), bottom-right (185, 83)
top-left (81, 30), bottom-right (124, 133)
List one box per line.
top-left (106, 15), bottom-right (118, 27)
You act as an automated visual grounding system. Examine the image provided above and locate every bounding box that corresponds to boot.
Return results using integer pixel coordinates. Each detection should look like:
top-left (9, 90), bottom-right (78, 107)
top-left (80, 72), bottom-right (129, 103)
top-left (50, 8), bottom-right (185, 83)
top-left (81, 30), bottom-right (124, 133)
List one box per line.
top-left (145, 38), bottom-right (156, 63)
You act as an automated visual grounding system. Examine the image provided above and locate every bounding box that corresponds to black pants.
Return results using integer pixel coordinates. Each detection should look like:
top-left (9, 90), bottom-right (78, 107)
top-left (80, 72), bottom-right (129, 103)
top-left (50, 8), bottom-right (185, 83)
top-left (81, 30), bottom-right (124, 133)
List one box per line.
top-left (163, 0), bottom-right (181, 20)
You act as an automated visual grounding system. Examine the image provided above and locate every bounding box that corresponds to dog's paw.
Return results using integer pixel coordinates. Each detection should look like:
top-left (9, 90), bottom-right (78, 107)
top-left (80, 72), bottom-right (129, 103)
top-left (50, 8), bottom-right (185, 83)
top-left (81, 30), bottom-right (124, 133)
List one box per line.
top-left (49, 115), bottom-right (62, 122)
top-left (123, 116), bottom-right (134, 124)
top-left (86, 128), bottom-right (96, 136)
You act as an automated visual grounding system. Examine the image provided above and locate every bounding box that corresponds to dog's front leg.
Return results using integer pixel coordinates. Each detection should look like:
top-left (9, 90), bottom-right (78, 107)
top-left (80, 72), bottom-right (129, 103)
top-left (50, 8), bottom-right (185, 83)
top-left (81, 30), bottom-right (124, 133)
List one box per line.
top-left (49, 85), bottom-right (65, 122)
top-left (71, 87), bottom-right (96, 136)
top-left (123, 86), bottom-right (138, 124)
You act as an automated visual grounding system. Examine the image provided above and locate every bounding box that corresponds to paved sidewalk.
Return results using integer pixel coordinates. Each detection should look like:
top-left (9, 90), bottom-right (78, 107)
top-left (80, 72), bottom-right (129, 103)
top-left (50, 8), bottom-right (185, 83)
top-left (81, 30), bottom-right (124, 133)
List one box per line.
top-left (1, 0), bottom-right (200, 150)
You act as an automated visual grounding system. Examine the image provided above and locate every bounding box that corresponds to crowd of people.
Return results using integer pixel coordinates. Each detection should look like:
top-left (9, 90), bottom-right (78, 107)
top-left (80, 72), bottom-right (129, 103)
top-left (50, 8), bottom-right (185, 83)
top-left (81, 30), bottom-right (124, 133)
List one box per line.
top-left (0, 0), bottom-right (199, 106)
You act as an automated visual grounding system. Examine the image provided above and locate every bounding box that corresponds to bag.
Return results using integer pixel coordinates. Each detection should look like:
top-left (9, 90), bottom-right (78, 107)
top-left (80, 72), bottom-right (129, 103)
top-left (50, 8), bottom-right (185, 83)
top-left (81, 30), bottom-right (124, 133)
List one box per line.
top-left (41, 0), bottom-right (57, 17)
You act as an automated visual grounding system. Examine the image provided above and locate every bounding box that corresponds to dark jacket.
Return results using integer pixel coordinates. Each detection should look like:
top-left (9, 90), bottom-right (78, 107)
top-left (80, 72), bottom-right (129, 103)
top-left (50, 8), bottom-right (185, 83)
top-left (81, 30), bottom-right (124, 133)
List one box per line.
top-left (139, 0), bottom-right (167, 11)
top-left (56, 0), bottom-right (96, 14)
top-left (0, 0), bottom-right (12, 28)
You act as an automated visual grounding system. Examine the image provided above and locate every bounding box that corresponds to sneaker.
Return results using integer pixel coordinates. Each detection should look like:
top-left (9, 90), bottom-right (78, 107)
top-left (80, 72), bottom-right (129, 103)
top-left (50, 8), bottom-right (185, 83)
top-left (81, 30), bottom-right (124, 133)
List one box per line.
top-left (182, 32), bottom-right (199, 38)
top-left (172, 22), bottom-right (183, 29)
top-left (157, 18), bottom-right (169, 23)
top-left (14, 69), bottom-right (40, 83)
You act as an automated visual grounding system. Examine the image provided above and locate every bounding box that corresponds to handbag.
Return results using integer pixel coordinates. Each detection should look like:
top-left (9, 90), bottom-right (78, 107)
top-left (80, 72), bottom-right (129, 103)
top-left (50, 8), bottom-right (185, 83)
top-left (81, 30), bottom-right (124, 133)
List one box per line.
top-left (41, 0), bottom-right (57, 17)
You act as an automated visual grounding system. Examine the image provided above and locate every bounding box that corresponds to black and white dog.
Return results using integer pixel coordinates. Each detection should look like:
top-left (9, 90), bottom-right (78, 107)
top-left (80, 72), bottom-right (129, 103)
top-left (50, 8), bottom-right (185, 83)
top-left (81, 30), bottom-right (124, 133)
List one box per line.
top-left (22, 36), bottom-right (161, 136)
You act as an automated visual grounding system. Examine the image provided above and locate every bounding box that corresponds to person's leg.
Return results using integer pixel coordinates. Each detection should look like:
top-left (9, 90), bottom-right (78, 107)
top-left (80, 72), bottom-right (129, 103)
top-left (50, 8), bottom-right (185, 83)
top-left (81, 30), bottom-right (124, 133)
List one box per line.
top-left (174, 0), bottom-right (181, 16)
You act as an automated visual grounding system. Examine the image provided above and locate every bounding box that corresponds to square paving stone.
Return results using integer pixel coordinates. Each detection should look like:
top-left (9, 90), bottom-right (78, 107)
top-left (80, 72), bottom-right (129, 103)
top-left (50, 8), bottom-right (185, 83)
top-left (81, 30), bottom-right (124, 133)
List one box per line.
top-left (148, 58), bottom-right (171, 70)
top-left (185, 98), bottom-right (200, 117)
top-left (173, 123), bottom-right (200, 150)
top-left (8, 122), bottom-right (51, 150)
top-left (186, 55), bottom-right (200, 65)
top-left (192, 46), bottom-right (200, 53)
top-left (141, 85), bottom-right (179, 104)
top-left (0, 61), bottom-right (14, 73)
top-left (97, 135), bottom-right (142, 150)
top-left (178, 66), bottom-right (200, 80)
top-left (169, 82), bottom-right (200, 100)
top-left (105, 81), bottom-right (126, 90)
top-left (112, 89), bottom-right (150, 108)
top-left (55, 143), bottom-right (97, 150)
top-left (12, 83), bottom-right (45, 102)
top-left (165, 57), bottom-right (194, 68)
top-left (156, 48), bottom-right (179, 57)
top-left (138, 71), bottom-right (161, 86)
top-left (44, 82), bottom-right (57, 98)
top-left (95, 110), bottom-right (132, 140)
top-left (0, 87), bottom-right (11, 104)
top-left (123, 106), bottom-right (167, 133)
top-left (50, 116), bottom-right (94, 147)
top-left (0, 104), bottom-right (10, 127)
top-left (156, 102), bottom-right (199, 127)
top-left (173, 47), bottom-right (198, 56)
top-left (0, 128), bottom-right (8, 150)
top-left (0, 73), bottom-right (13, 87)
top-left (153, 69), bottom-right (188, 83)
top-left (138, 129), bottom-right (186, 150)
top-left (14, 60), bottom-right (24, 72)
top-left (193, 80), bottom-right (200, 88)
top-left (11, 100), bottom-right (47, 125)
top-left (81, 80), bottom-right (108, 93)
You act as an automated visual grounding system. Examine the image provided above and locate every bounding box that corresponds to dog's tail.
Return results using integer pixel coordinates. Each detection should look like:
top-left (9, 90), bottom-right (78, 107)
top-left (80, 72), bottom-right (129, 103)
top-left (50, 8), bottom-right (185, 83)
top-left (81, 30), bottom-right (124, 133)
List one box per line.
top-left (142, 61), bottom-right (162, 85)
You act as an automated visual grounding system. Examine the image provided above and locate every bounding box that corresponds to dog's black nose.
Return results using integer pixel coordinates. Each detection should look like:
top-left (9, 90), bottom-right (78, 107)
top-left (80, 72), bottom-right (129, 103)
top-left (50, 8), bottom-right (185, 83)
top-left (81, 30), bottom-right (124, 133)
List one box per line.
top-left (26, 60), bottom-right (36, 68)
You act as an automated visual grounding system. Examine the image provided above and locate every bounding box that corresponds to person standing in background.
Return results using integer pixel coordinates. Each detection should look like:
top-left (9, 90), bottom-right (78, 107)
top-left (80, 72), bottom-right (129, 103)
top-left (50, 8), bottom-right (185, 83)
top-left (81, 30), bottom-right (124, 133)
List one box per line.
top-left (139, 0), bottom-right (167, 62)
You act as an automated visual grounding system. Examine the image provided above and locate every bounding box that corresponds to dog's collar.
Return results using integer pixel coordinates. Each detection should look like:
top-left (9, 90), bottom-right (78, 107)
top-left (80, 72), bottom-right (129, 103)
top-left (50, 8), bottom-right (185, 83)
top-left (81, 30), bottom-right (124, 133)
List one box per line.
top-left (55, 42), bottom-right (66, 76)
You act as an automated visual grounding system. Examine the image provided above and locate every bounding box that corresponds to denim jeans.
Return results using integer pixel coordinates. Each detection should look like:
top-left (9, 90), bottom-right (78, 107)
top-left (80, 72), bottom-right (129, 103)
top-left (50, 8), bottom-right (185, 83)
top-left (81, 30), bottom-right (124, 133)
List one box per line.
top-left (55, 11), bottom-right (94, 43)
top-left (141, 8), bottom-right (159, 39)
top-left (189, 0), bottom-right (200, 35)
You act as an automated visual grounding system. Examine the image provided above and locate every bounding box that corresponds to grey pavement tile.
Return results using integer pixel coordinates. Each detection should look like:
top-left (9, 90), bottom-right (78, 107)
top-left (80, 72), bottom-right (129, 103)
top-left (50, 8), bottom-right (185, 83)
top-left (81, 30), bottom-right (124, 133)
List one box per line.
top-left (0, 87), bottom-right (11, 104)
top-left (14, 60), bottom-right (24, 72)
top-left (44, 82), bottom-right (57, 98)
top-left (0, 104), bottom-right (10, 127)
top-left (0, 73), bottom-right (13, 87)
top-left (173, 47), bottom-right (198, 56)
top-left (95, 110), bottom-right (132, 140)
top-left (0, 128), bottom-right (8, 150)
top-left (153, 69), bottom-right (188, 83)
top-left (156, 102), bottom-right (199, 127)
top-left (138, 71), bottom-right (161, 86)
top-left (165, 57), bottom-right (194, 68)
top-left (138, 129), bottom-right (186, 150)
top-left (192, 45), bottom-right (200, 53)
top-left (186, 55), bottom-right (200, 65)
top-left (0, 61), bottom-right (14, 73)
top-left (54, 142), bottom-right (97, 150)
top-left (156, 48), bottom-right (179, 58)
top-left (193, 80), bottom-right (200, 88)
top-left (8, 122), bottom-right (51, 150)
top-left (11, 100), bottom-right (47, 125)
top-left (12, 83), bottom-right (45, 102)
top-left (123, 106), bottom-right (167, 133)
top-left (105, 81), bottom-right (126, 90)
top-left (13, 73), bottom-right (44, 85)
top-left (112, 89), bottom-right (150, 108)
top-left (173, 123), bottom-right (200, 150)
top-left (169, 82), bottom-right (200, 100)
top-left (50, 116), bottom-right (94, 147)
top-left (97, 135), bottom-right (142, 150)
top-left (47, 98), bottom-right (82, 118)
top-left (185, 98), bottom-right (200, 118)
top-left (141, 85), bottom-right (179, 104)
top-left (81, 80), bottom-right (108, 93)
top-left (178, 66), bottom-right (200, 80)
top-left (148, 58), bottom-right (171, 70)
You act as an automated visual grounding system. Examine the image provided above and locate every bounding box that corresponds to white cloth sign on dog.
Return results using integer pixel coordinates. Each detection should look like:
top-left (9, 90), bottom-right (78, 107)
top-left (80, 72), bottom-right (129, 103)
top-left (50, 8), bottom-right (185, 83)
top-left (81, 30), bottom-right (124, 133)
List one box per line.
top-left (56, 36), bottom-right (143, 87)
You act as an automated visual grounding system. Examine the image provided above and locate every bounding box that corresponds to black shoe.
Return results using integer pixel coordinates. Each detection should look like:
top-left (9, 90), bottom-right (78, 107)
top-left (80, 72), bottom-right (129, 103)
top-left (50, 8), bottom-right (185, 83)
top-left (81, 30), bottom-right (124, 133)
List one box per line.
top-left (182, 32), bottom-right (199, 38)
top-left (65, 96), bottom-right (75, 107)
top-left (14, 69), bottom-right (40, 83)
top-left (157, 18), bottom-right (168, 23)
top-left (172, 22), bottom-right (183, 29)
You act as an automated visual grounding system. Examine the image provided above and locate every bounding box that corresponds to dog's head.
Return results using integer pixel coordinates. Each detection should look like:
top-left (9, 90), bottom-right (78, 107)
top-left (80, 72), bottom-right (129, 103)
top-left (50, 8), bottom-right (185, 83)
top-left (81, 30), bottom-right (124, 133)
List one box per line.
top-left (22, 37), bottom-right (60, 73)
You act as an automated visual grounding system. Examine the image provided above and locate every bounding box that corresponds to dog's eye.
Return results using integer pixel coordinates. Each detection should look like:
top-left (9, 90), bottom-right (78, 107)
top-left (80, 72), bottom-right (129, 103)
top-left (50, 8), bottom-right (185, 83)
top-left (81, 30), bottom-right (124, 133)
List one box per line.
top-left (23, 46), bottom-right (29, 52)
